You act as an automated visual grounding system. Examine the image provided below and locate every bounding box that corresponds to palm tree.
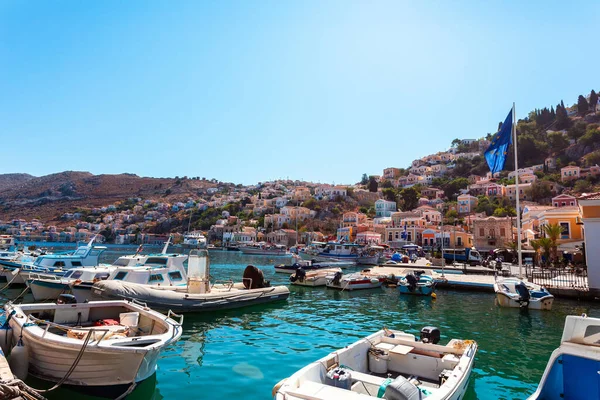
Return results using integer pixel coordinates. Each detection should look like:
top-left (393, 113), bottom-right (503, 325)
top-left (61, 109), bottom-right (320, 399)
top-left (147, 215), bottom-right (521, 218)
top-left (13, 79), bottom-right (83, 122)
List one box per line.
top-left (530, 239), bottom-right (541, 268)
top-left (537, 237), bottom-right (553, 267)
top-left (542, 223), bottom-right (564, 263)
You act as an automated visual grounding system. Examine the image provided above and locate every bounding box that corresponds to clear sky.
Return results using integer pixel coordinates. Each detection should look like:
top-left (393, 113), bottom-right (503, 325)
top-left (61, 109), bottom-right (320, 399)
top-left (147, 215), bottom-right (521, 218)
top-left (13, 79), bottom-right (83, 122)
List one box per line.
top-left (1, 1), bottom-right (598, 185)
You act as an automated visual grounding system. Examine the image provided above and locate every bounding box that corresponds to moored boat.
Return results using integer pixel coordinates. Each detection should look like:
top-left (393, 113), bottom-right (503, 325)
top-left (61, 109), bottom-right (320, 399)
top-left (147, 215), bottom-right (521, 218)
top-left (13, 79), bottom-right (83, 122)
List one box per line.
top-left (273, 326), bottom-right (477, 400)
top-left (3, 298), bottom-right (182, 394)
top-left (289, 268), bottom-right (342, 287)
top-left (91, 250), bottom-right (290, 312)
top-left (398, 271), bottom-right (436, 297)
top-left (494, 277), bottom-right (554, 310)
top-left (239, 242), bottom-right (289, 256)
top-left (26, 265), bottom-right (115, 302)
top-left (274, 258), bottom-right (351, 274)
top-left (182, 231), bottom-right (207, 249)
top-left (528, 314), bottom-right (600, 399)
top-left (325, 270), bottom-right (385, 291)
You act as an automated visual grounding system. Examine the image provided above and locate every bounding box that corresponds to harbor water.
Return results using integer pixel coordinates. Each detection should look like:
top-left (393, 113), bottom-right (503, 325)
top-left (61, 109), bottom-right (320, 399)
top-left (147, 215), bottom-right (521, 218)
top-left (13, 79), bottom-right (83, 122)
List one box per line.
top-left (2, 247), bottom-right (599, 399)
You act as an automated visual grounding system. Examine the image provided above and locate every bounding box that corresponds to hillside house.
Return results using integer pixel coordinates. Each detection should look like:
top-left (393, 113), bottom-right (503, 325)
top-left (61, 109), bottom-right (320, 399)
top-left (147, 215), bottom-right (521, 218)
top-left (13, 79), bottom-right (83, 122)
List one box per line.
top-left (375, 199), bottom-right (397, 217)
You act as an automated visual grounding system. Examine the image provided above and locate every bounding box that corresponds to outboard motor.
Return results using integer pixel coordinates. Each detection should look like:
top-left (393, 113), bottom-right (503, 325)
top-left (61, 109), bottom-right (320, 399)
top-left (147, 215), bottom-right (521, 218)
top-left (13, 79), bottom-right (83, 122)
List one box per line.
top-left (290, 267), bottom-right (306, 283)
top-left (382, 375), bottom-right (421, 400)
top-left (243, 265), bottom-right (270, 289)
top-left (405, 274), bottom-right (418, 292)
top-left (57, 294), bottom-right (77, 304)
top-left (515, 282), bottom-right (531, 307)
top-left (420, 326), bottom-right (441, 344)
top-left (332, 271), bottom-right (343, 286)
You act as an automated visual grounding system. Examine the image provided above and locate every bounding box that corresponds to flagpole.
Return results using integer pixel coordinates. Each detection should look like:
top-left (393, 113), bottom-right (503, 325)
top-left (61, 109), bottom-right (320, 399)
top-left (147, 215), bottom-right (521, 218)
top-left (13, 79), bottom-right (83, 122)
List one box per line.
top-left (512, 102), bottom-right (523, 278)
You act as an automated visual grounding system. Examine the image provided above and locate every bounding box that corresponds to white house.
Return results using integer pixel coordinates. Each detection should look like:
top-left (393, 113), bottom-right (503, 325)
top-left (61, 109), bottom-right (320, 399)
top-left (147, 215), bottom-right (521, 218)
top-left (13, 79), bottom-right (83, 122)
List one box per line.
top-left (375, 199), bottom-right (397, 218)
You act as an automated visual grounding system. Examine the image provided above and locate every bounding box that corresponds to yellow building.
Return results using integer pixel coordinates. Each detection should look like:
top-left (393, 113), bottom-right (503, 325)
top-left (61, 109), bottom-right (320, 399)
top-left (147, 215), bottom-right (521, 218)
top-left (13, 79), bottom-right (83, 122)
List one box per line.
top-left (538, 206), bottom-right (583, 243)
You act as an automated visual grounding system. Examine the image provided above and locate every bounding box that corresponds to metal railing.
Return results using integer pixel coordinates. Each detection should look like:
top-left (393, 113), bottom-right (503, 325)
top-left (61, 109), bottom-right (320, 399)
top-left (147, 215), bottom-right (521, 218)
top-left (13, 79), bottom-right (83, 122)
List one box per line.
top-left (526, 266), bottom-right (588, 290)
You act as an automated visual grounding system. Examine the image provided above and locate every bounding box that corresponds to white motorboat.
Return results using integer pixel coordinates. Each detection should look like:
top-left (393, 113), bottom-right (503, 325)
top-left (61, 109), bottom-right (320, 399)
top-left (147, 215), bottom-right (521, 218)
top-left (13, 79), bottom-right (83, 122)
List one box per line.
top-left (325, 270), bottom-right (385, 291)
top-left (273, 327), bottom-right (477, 400)
top-left (239, 242), bottom-right (289, 256)
top-left (289, 268), bottom-right (342, 287)
top-left (91, 250), bottom-right (290, 312)
top-left (26, 265), bottom-right (116, 302)
top-left (182, 231), bottom-right (207, 249)
top-left (11, 237), bottom-right (108, 284)
top-left (2, 298), bottom-right (182, 394)
top-left (275, 258), bottom-right (351, 274)
top-left (528, 314), bottom-right (600, 399)
top-left (494, 277), bottom-right (554, 310)
top-left (299, 242), bottom-right (379, 265)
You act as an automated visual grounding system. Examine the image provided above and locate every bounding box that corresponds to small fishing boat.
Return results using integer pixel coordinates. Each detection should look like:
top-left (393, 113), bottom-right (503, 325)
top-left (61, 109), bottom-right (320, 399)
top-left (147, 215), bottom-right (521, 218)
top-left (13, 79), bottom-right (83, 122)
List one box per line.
top-left (528, 314), bottom-right (600, 400)
top-left (299, 242), bottom-right (379, 265)
top-left (26, 265), bottom-right (115, 302)
top-left (274, 258), bottom-right (351, 274)
top-left (289, 268), bottom-right (342, 287)
top-left (8, 237), bottom-right (108, 284)
top-left (239, 242), bottom-right (289, 256)
top-left (91, 250), bottom-right (290, 312)
top-left (182, 231), bottom-right (207, 249)
top-left (325, 270), bottom-right (385, 291)
top-left (494, 277), bottom-right (554, 310)
top-left (398, 271), bottom-right (436, 297)
top-left (2, 298), bottom-right (182, 396)
top-left (273, 326), bottom-right (477, 400)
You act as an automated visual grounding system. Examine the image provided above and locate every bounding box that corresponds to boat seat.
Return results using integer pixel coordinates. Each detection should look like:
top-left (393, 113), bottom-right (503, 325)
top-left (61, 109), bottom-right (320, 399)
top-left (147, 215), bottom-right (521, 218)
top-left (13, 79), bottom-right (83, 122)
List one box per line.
top-left (374, 342), bottom-right (396, 351)
top-left (389, 344), bottom-right (414, 355)
top-left (287, 381), bottom-right (374, 399)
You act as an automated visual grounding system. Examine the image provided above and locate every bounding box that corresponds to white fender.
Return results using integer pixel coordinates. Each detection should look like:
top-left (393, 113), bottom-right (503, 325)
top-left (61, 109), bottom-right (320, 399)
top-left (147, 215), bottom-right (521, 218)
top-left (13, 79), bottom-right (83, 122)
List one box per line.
top-left (8, 340), bottom-right (29, 380)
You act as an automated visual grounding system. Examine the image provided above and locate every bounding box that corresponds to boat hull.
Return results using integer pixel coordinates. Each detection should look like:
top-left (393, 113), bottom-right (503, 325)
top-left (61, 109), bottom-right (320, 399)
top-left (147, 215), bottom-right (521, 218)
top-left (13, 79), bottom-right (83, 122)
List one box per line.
top-left (326, 278), bottom-right (384, 291)
top-left (27, 279), bottom-right (70, 301)
top-left (0, 267), bottom-right (24, 285)
top-left (91, 281), bottom-right (290, 313)
top-left (495, 291), bottom-right (554, 310)
top-left (290, 277), bottom-right (328, 287)
top-left (398, 284), bottom-right (435, 296)
top-left (239, 248), bottom-right (289, 256)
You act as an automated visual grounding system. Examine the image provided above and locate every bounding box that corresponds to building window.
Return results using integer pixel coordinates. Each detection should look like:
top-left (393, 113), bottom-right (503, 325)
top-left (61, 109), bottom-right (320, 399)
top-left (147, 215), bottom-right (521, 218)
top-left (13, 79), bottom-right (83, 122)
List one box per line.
top-left (479, 228), bottom-right (484, 236)
top-left (500, 228), bottom-right (506, 237)
top-left (560, 222), bottom-right (570, 239)
top-left (489, 229), bottom-right (495, 238)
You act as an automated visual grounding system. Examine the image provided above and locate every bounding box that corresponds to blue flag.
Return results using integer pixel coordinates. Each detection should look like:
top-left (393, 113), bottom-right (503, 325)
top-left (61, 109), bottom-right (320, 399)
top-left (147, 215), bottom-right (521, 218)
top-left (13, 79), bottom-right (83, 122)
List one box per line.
top-left (484, 109), bottom-right (513, 174)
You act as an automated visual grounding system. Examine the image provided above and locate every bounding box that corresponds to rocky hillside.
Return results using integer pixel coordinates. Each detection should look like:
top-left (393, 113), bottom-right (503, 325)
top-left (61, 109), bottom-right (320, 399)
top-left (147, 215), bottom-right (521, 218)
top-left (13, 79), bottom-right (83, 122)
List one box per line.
top-left (0, 171), bottom-right (217, 221)
top-left (0, 173), bottom-right (35, 191)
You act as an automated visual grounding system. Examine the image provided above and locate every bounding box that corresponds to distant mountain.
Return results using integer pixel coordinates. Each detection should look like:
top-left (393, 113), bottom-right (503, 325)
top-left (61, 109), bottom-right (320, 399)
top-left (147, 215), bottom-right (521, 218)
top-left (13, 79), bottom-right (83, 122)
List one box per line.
top-left (0, 171), bottom-right (216, 221)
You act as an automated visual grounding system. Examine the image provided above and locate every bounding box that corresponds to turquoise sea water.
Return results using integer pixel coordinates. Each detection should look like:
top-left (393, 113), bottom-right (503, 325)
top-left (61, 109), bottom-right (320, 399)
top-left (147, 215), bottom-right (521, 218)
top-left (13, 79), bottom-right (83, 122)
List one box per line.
top-left (3, 248), bottom-right (600, 399)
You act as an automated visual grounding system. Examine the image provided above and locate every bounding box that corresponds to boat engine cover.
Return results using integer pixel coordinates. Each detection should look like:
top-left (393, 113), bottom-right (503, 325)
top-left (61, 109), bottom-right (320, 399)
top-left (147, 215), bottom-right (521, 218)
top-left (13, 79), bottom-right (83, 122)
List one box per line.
top-left (383, 376), bottom-right (421, 400)
top-left (420, 326), bottom-right (440, 344)
top-left (243, 265), bottom-right (270, 289)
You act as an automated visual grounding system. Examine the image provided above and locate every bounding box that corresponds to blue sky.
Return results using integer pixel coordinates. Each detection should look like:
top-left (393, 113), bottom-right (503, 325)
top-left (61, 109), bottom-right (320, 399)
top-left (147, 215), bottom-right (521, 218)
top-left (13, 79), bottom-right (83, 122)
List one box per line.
top-left (1, 1), bottom-right (598, 185)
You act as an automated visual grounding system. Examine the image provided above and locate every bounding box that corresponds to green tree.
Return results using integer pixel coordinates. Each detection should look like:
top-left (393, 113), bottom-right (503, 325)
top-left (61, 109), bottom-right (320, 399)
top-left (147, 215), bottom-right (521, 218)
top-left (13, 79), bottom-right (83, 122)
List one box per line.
top-left (451, 138), bottom-right (461, 148)
top-left (530, 239), bottom-right (541, 268)
top-left (530, 182), bottom-right (552, 203)
top-left (442, 178), bottom-right (469, 200)
top-left (543, 223), bottom-right (564, 263)
top-left (568, 121), bottom-right (587, 141)
top-left (368, 176), bottom-right (378, 192)
top-left (555, 101), bottom-right (571, 130)
top-left (577, 95), bottom-right (590, 116)
top-left (360, 173), bottom-right (369, 185)
top-left (382, 188), bottom-right (397, 202)
top-left (381, 180), bottom-right (393, 189)
top-left (399, 187), bottom-right (419, 210)
top-left (445, 209), bottom-right (458, 224)
top-left (537, 237), bottom-right (552, 267)
top-left (547, 131), bottom-right (569, 154)
top-left (574, 179), bottom-right (592, 194)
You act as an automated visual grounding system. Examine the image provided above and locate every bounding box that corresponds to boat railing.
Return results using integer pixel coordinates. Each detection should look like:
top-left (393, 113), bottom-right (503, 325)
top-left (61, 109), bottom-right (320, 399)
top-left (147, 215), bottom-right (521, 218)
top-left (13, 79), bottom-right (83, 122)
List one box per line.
top-left (26, 314), bottom-right (112, 343)
top-left (28, 273), bottom-right (61, 282)
top-left (130, 298), bottom-right (149, 309)
top-left (165, 310), bottom-right (185, 342)
top-left (211, 279), bottom-right (235, 290)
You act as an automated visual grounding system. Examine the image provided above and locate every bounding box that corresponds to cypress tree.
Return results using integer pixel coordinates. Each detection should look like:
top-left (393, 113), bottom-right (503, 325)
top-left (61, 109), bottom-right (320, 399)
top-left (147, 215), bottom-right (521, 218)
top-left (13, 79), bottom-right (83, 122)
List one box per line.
top-left (577, 95), bottom-right (589, 116)
top-left (555, 101), bottom-right (570, 130)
